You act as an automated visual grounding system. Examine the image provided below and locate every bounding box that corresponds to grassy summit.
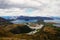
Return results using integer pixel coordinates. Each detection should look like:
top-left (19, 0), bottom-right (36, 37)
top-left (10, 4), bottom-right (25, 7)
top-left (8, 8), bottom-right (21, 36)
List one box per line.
top-left (0, 23), bottom-right (60, 40)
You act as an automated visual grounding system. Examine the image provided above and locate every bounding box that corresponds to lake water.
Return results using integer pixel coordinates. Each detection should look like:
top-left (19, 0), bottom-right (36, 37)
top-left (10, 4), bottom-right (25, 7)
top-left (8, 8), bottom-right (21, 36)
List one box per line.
top-left (44, 20), bottom-right (60, 27)
top-left (11, 19), bottom-right (60, 27)
top-left (11, 20), bottom-right (37, 24)
top-left (53, 24), bottom-right (60, 27)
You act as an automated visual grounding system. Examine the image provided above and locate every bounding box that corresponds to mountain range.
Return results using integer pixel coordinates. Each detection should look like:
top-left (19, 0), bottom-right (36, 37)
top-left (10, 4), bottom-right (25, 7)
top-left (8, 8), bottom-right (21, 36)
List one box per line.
top-left (1, 16), bottom-right (54, 21)
top-left (17, 16), bottom-right (53, 20)
top-left (1, 16), bottom-right (60, 24)
top-left (0, 16), bottom-right (54, 24)
top-left (51, 17), bottom-right (60, 20)
top-left (0, 17), bottom-right (13, 25)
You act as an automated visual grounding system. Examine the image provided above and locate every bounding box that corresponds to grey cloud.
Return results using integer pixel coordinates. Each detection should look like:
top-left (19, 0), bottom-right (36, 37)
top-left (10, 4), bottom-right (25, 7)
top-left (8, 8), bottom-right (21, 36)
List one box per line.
top-left (0, 0), bottom-right (36, 9)
top-left (0, 0), bottom-right (8, 9)
top-left (0, 0), bottom-right (48, 10)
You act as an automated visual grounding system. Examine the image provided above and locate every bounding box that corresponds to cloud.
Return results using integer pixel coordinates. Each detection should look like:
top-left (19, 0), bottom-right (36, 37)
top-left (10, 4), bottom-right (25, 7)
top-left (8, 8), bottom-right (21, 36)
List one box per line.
top-left (0, 0), bottom-right (43, 9)
top-left (0, 0), bottom-right (60, 17)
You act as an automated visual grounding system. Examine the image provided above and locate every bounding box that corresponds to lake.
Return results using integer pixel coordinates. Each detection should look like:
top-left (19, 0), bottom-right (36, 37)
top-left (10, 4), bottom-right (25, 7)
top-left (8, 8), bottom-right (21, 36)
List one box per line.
top-left (11, 20), bottom-right (37, 24)
top-left (53, 24), bottom-right (60, 27)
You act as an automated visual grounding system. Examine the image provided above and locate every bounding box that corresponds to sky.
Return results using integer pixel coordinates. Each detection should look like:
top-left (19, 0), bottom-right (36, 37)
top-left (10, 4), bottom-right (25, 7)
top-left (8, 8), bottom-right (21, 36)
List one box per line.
top-left (0, 0), bottom-right (60, 17)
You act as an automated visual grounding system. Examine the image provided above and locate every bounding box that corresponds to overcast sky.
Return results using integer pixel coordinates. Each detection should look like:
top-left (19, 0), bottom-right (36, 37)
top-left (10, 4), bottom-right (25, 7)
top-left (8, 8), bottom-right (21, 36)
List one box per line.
top-left (0, 0), bottom-right (60, 17)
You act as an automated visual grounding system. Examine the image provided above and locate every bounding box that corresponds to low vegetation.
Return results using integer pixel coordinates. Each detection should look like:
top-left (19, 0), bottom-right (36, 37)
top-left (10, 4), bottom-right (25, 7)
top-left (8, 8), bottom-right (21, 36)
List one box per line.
top-left (0, 23), bottom-right (60, 40)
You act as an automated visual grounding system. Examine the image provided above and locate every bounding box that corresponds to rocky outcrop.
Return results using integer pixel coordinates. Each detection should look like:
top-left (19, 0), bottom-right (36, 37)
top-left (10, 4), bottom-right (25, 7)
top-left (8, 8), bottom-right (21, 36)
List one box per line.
top-left (10, 25), bottom-right (34, 34)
